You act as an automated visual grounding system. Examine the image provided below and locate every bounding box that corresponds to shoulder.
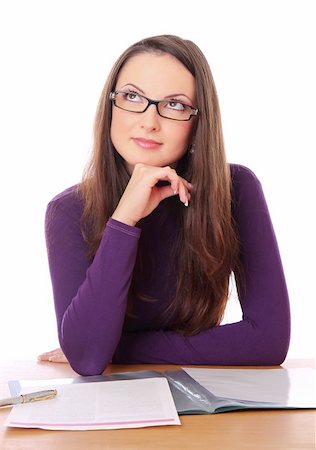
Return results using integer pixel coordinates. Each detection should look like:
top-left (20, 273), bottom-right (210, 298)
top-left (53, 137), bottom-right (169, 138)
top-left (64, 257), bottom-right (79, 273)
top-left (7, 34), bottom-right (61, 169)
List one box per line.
top-left (48, 184), bottom-right (82, 207)
top-left (229, 163), bottom-right (261, 186)
top-left (229, 163), bottom-right (267, 212)
top-left (47, 185), bottom-right (83, 216)
top-left (45, 184), bottom-right (84, 232)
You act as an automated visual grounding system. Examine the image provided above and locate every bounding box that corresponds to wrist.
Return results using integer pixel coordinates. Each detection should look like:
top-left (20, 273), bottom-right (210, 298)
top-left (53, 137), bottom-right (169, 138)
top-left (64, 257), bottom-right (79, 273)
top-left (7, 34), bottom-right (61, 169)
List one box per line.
top-left (111, 211), bottom-right (137, 227)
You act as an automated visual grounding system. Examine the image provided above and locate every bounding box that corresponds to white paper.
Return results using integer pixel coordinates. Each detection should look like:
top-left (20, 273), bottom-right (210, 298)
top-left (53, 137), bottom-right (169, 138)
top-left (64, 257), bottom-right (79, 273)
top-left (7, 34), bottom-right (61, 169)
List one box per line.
top-left (183, 367), bottom-right (316, 408)
top-left (5, 377), bottom-right (181, 430)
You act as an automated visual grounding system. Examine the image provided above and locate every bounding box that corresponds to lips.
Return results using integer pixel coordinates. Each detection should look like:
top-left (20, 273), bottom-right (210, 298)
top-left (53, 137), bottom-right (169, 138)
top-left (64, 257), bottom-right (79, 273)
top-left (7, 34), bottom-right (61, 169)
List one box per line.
top-left (132, 137), bottom-right (162, 149)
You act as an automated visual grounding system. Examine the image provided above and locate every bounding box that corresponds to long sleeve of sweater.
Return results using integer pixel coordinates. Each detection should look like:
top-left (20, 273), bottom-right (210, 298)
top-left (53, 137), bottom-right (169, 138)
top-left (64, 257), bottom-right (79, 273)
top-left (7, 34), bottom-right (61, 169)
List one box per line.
top-left (45, 189), bottom-right (141, 375)
top-left (113, 165), bottom-right (291, 366)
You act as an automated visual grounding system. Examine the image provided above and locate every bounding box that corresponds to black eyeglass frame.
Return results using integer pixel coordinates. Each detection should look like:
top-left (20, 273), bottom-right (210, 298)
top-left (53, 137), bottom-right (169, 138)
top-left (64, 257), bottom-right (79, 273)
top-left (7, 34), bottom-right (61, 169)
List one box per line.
top-left (109, 90), bottom-right (199, 121)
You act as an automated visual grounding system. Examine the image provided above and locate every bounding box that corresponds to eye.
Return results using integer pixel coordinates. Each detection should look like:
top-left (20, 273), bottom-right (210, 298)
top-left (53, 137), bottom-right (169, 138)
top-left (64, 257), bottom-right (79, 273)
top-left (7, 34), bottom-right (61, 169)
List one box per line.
top-left (122, 91), bottom-right (143, 103)
top-left (165, 100), bottom-right (186, 111)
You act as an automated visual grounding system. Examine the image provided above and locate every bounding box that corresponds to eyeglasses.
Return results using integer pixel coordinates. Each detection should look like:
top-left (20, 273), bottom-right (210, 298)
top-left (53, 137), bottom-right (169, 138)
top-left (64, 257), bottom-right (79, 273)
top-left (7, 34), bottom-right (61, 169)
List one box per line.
top-left (110, 90), bottom-right (199, 121)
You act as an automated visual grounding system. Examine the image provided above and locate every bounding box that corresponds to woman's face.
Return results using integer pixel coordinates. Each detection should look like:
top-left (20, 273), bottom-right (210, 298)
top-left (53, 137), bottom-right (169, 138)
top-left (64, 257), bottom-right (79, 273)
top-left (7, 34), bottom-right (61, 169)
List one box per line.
top-left (110, 52), bottom-right (196, 173)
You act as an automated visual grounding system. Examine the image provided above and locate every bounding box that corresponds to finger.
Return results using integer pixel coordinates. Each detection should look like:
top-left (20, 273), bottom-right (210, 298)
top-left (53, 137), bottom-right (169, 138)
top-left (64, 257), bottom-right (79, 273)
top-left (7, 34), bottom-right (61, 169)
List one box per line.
top-left (157, 185), bottom-right (178, 202)
top-left (38, 348), bottom-right (62, 361)
top-left (164, 168), bottom-right (179, 194)
top-left (184, 181), bottom-right (194, 191)
top-left (179, 177), bottom-right (193, 191)
top-left (151, 167), bottom-right (192, 203)
top-left (158, 184), bottom-right (192, 206)
top-left (154, 167), bottom-right (193, 194)
top-left (171, 180), bottom-right (179, 195)
top-left (178, 180), bottom-right (189, 206)
top-left (38, 352), bottom-right (54, 361)
top-left (48, 354), bottom-right (67, 363)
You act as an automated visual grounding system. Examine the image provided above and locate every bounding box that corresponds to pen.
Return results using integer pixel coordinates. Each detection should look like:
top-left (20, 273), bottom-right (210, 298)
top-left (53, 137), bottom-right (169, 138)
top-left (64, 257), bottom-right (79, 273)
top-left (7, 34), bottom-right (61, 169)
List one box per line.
top-left (0, 389), bottom-right (57, 407)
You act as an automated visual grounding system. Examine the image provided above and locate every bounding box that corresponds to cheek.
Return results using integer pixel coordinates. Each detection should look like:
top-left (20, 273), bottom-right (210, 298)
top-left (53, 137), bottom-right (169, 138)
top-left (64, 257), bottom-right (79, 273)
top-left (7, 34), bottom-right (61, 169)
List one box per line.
top-left (169, 122), bottom-right (193, 148)
top-left (111, 109), bottom-right (125, 132)
top-left (110, 110), bottom-right (130, 147)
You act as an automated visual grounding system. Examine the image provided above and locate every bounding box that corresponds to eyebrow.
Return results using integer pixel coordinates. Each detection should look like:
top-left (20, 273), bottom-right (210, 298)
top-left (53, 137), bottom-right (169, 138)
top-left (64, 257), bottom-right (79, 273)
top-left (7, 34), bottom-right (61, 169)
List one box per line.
top-left (121, 83), bottom-right (194, 104)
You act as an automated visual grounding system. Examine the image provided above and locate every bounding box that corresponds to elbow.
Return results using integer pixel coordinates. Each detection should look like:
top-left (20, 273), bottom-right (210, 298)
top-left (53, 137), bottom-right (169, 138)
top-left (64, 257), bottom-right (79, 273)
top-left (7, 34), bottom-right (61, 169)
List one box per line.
top-left (261, 346), bottom-right (289, 366)
top-left (61, 343), bottom-right (111, 376)
top-left (270, 315), bottom-right (291, 365)
top-left (59, 325), bottom-right (112, 376)
top-left (70, 359), bottom-right (109, 376)
top-left (253, 319), bottom-right (291, 366)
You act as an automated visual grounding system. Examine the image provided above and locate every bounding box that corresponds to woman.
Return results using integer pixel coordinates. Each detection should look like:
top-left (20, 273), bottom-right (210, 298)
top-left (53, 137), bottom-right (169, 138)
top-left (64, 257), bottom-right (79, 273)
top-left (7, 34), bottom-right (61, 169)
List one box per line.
top-left (39, 35), bottom-right (290, 376)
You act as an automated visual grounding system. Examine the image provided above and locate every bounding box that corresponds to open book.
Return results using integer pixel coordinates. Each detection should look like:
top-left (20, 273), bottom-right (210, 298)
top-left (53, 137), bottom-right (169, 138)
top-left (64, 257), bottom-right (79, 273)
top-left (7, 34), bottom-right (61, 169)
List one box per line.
top-left (8, 367), bottom-right (316, 415)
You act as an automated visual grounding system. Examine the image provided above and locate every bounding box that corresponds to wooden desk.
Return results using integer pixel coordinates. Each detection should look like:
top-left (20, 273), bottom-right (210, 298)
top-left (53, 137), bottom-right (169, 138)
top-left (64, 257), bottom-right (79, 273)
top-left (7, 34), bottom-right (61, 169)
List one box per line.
top-left (0, 359), bottom-right (315, 450)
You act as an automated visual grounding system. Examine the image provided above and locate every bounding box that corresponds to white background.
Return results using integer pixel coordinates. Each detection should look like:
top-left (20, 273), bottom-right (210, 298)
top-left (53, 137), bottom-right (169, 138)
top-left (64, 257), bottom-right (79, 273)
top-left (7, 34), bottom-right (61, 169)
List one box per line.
top-left (0, 0), bottom-right (315, 361)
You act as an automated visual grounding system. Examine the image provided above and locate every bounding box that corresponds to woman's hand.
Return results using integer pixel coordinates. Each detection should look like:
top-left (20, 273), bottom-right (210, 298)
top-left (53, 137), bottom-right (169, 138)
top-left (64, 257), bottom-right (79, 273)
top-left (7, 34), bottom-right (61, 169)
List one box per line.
top-left (112, 163), bottom-right (193, 226)
top-left (38, 348), bottom-right (68, 363)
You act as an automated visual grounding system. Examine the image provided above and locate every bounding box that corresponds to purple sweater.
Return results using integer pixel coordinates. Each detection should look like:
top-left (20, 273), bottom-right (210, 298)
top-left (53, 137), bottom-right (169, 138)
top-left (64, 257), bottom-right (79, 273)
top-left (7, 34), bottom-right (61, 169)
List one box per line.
top-left (45, 164), bottom-right (290, 375)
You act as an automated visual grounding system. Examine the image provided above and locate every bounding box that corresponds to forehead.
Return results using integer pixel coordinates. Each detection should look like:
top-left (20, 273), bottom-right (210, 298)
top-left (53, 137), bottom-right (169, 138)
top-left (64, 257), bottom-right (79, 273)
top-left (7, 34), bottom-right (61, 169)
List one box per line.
top-left (116, 52), bottom-right (196, 99)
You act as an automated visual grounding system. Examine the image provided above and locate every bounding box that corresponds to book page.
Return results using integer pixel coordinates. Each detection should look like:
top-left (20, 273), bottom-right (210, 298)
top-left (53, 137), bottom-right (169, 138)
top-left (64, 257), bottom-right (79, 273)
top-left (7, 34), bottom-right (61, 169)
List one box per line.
top-left (5, 377), bottom-right (181, 430)
top-left (183, 367), bottom-right (316, 408)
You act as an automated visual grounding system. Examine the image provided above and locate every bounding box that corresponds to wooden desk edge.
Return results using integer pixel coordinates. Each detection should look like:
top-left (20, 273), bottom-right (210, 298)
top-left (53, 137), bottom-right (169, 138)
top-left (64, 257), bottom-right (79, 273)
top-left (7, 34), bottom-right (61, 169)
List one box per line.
top-left (104, 358), bottom-right (315, 374)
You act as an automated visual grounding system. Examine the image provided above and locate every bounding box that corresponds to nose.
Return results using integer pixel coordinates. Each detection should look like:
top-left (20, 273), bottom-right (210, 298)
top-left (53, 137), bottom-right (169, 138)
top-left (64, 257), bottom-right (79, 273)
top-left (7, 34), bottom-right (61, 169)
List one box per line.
top-left (139, 104), bottom-right (161, 131)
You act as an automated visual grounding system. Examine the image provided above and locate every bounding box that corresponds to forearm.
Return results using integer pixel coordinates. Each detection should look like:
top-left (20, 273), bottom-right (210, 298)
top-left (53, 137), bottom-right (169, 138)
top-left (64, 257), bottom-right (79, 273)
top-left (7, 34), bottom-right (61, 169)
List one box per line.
top-left (47, 213), bottom-right (141, 375)
top-left (113, 309), bottom-right (290, 366)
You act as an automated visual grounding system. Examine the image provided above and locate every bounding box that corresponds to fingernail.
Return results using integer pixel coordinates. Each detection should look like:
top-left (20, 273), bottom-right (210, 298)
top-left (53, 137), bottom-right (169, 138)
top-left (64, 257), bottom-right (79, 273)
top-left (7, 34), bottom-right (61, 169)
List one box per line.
top-left (173, 190), bottom-right (178, 195)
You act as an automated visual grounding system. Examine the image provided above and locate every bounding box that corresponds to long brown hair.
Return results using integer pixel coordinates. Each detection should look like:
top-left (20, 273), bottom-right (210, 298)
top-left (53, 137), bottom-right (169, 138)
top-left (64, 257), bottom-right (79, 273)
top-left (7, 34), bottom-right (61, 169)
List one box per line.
top-left (80, 35), bottom-right (240, 335)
